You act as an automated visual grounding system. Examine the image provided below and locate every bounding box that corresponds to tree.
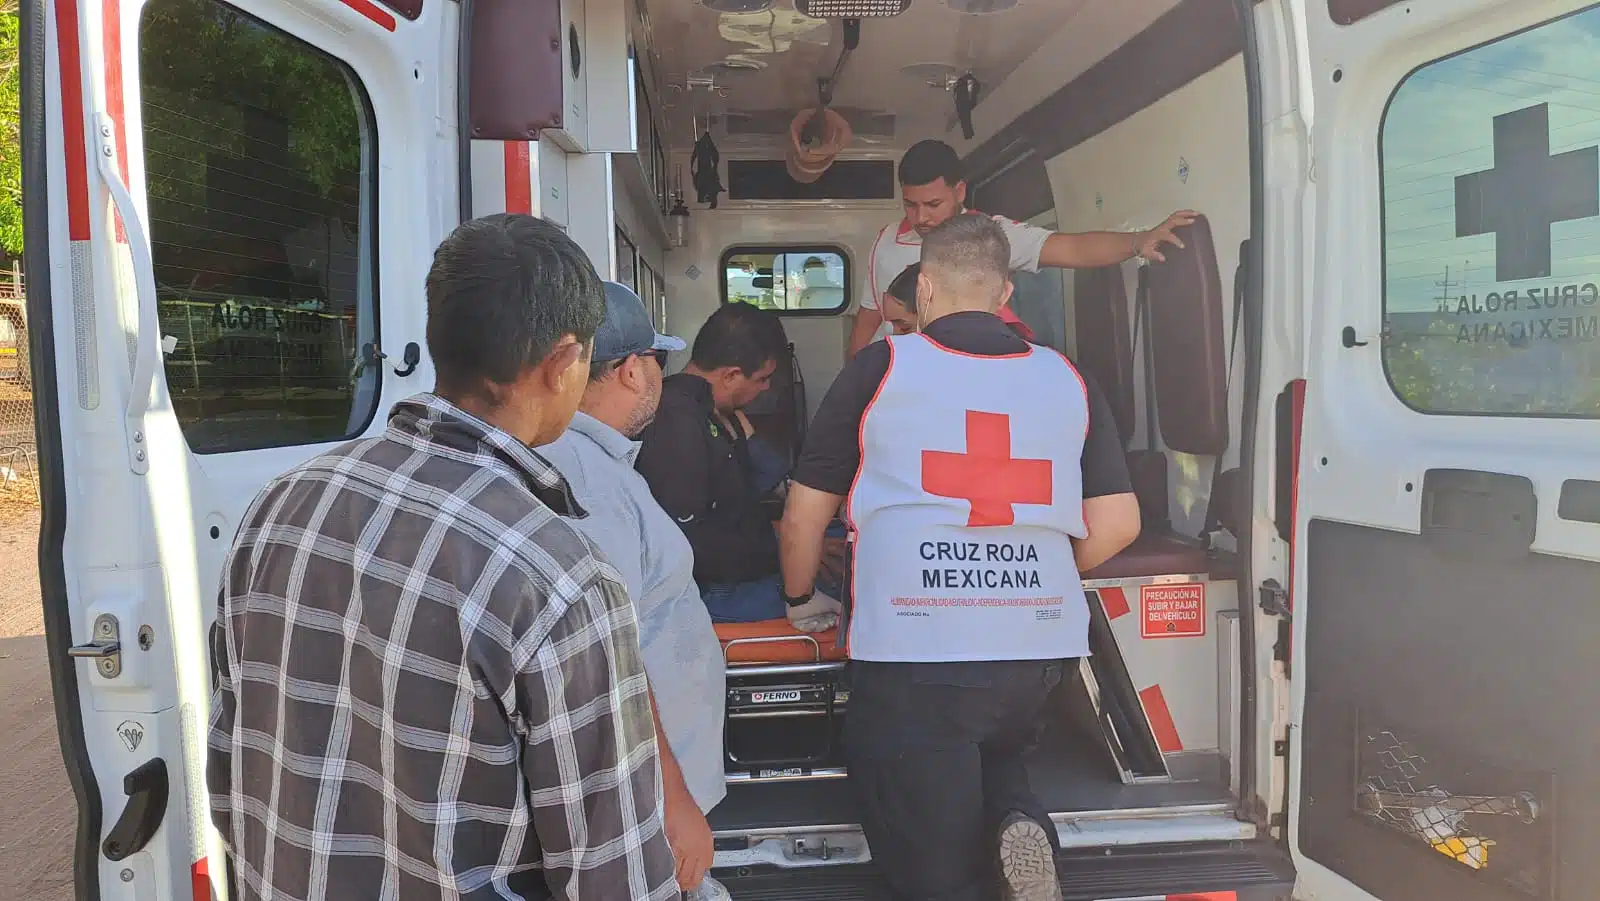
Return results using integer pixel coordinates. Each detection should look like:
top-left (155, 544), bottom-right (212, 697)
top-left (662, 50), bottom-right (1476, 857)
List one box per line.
top-left (1, 0), bottom-right (22, 257)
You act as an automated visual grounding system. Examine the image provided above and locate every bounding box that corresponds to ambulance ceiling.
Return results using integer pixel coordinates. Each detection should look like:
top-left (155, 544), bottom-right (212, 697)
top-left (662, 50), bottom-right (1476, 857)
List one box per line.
top-left (643, 0), bottom-right (1181, 145)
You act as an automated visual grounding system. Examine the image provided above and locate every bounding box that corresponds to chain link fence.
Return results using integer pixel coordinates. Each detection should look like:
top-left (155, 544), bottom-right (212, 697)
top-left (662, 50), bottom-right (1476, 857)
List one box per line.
top-left (0, 270), bottom-right (38, 513)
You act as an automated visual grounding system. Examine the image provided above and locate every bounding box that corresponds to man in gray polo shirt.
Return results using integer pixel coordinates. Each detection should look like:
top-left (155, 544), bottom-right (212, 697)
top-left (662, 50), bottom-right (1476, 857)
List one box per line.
top-left (542, 282), bottom-right (729, 901)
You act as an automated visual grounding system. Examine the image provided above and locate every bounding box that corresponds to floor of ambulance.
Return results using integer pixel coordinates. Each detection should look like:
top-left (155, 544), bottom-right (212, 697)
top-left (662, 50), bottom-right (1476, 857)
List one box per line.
top-left (711, 726), bottom-right (1295, 899)
top-left (710, 726), bottom-right (1233, 834)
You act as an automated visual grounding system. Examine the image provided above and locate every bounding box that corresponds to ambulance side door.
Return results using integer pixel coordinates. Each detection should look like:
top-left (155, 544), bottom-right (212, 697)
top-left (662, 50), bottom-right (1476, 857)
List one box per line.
top-left (24, 0), bottom-right (452, 894)
top-left (1290, 2), bottom-right (1600, 901)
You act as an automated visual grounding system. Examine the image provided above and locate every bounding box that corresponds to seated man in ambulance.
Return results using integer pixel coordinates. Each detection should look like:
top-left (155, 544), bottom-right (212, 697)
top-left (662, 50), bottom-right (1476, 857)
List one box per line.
top-left (636, 302), bottom-right (844, 628)
top-left (540, 282), bottom-right (729, 901)
top-left (777, 215), bottom-right (1140, 901)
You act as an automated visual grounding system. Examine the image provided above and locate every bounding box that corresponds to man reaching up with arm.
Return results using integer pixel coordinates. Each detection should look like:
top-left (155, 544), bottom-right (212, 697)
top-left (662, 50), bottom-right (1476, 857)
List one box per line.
top-left (849, 138), bottom-right (1195, 358)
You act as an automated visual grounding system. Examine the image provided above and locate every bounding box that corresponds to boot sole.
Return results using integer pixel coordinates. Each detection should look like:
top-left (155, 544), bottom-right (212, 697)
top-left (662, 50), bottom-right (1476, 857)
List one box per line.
top-left (998, 817), bottom-right (1062, 901)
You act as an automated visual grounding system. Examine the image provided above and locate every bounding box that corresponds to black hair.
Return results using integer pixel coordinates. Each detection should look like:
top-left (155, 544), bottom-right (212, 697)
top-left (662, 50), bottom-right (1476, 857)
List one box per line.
top-left (898, 139), bottom-right (964, 188)
top-left (885, 263), bottom-right (920, 312)
top-left (692, 302), bottom-right (789, 375)
top-left (425, 214), bottom-right (605, 402)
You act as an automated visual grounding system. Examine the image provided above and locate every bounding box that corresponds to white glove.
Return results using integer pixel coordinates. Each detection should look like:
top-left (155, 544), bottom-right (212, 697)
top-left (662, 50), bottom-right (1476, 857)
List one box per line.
top-left (786, 589), bottom-right (842, 632)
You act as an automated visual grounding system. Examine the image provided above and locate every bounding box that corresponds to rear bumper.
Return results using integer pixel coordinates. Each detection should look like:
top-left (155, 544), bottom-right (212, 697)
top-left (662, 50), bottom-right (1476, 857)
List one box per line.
top-left (715, 840), bottom-right (1295, 901)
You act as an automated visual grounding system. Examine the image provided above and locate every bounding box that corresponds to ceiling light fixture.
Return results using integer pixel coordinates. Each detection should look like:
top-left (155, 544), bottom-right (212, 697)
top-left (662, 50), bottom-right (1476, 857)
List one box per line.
top-left (698, 0), bottom-right (775, 13)
top-left (702, 59), bottom-right (766, 77)
top-left (796, 0), bottom-right (911, 19)
top-left (943, 0), bottom-right (1017, 13)
top-left (900, 62), bottom-right (960, 85)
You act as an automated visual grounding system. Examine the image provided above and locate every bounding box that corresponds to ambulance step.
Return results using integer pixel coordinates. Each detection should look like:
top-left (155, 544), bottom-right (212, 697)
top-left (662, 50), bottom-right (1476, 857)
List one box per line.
top-left (716, 841), bottom-right (1295, 901)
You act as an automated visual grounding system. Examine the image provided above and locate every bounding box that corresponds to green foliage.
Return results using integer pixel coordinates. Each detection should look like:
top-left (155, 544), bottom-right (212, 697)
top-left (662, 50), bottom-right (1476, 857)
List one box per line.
top-left (1383, 317), bottom-right (1600, 417)
top-left (1, 1), bottom-right (23, 257)
top-left (138, 0), bottom-right (365, 299)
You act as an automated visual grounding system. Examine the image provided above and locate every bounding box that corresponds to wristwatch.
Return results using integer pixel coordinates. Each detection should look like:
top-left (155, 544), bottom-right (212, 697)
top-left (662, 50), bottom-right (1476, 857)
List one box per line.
top-left (782, 588), bottom-right (815, 608)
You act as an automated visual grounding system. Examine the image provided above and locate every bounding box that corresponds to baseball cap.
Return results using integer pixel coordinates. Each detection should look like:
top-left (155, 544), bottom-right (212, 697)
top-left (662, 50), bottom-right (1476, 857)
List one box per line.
top-left (592, 281), bottom-right (686, 363)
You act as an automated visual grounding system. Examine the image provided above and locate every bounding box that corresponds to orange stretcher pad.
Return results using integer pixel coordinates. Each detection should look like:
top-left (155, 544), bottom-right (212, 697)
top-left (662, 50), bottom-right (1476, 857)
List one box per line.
top-left (716, 619), bottom-right (848, 664)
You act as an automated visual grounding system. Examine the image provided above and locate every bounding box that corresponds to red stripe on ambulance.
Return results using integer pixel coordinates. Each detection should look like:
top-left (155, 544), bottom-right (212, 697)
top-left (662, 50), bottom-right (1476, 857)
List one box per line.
top-left (1138, 684), bottom-right (1184, 753)
top-left (1099, 586), bottom-right (1130, 619)
top-left (53, 0), bottom-right (89, 239)
top-left (504, 142), bottom-right (532, 214)
top-left (339, 0), bottom-right (397, 31)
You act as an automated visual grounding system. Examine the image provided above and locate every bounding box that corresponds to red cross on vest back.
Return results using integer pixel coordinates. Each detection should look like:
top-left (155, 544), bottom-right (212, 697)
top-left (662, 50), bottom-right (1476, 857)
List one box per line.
top-left (921, 410), bottom-right (1054, 527)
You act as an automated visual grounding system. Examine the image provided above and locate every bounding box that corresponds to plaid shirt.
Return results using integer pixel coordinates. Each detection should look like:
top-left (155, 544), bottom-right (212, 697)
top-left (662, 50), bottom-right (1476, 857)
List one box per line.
top-left (207, 394), bottom-right (677, 901)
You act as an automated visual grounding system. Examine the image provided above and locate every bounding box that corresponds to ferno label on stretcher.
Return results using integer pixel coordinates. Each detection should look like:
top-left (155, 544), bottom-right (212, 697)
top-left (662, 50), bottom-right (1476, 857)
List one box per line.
top-left (1140, 582), bottom-right (1206, 639)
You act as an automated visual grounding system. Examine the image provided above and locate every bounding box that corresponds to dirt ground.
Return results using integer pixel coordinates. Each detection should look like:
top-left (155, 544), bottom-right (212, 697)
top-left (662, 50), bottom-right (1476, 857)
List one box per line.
top-left (0, 506), bottom-right (75, 901)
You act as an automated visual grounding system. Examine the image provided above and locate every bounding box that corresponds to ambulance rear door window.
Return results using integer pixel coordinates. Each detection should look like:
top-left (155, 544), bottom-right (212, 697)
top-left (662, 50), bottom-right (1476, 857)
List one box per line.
top-left (140, 0), bottom-right (380, 452)
top-left (1379, 4), bottom-right (1600, 417)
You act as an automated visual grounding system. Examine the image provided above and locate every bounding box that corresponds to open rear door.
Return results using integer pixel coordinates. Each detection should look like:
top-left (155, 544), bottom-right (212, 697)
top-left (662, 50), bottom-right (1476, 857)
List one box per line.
top-left (22, 0), bottom-right (450, 894)
top-left (1291, 2), bottom-right (1600, 901)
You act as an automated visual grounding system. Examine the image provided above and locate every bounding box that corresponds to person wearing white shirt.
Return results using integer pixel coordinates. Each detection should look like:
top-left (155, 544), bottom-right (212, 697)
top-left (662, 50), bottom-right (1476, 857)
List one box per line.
top-left (848, 139), bottom-right (1197, 359)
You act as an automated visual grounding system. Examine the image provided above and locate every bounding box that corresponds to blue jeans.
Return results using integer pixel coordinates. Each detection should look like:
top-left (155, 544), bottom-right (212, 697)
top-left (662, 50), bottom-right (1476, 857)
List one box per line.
top-left (703, 522), bottom-right (848, 623)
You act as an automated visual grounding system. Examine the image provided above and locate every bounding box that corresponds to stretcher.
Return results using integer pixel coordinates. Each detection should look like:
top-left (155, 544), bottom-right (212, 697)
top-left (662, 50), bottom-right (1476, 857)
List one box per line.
top-left (718, 619), bottom-right (850, 782)
top-left (715, 619), bottom-right (848, 665)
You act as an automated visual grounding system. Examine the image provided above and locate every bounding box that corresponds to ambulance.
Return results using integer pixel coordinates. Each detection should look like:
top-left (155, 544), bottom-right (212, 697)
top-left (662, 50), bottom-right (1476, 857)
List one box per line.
top-left (14, 0), bottom-right (1596, 897)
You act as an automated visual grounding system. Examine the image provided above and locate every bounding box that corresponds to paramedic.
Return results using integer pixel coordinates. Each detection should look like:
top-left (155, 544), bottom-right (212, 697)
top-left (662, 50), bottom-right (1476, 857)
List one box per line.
top-left (778, 215), bottom-right (1141, 901)
top-left (207, 214), bottom-right (677, 901)
top-left (636, 302), bottom-right (845, 627)
top-left (880, 263), bottom-right (920, 336)
top-left (884, 262), bottom-right (1036, 342)
top-left (540, 282), bottom-right (730, 901)
top-left (848, 138), bottom-right (1195, 358)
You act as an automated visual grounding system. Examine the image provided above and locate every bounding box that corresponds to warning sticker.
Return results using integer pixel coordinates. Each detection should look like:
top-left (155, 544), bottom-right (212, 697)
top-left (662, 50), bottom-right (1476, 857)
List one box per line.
top-left (1140, 583), bottom-right (1205, 639)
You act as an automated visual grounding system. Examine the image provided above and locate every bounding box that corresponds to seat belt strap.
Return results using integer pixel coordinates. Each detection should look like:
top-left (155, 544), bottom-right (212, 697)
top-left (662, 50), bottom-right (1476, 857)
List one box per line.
top-left (1200, 239), bottom-right (1250, 540)
top-left (1133, 265), bottom-right (1158, 453)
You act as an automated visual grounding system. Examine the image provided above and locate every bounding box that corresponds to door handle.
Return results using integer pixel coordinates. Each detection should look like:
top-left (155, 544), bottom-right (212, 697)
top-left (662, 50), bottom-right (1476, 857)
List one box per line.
top-left (67, 613), bottom-right (123, 678)
top-left (92, 113), bottom-right (164, 476)
top-left (102, 757), bottom-right (169, 861)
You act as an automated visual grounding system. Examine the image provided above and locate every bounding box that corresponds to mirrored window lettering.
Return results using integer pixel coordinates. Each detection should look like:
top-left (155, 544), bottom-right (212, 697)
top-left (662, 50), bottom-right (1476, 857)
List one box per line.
top-left (721, 247), bottom-right (850, 315)
top-left (1380, 5), bottom-right (1600, 417)
top-left (140, 0), bottom-right (380, 452)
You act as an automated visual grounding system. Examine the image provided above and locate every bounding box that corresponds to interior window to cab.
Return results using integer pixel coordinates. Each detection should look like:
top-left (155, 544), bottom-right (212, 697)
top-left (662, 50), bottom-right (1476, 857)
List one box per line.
top-left (139, 0), bottom-right (380, 453)
top-left (721, 246), bottom-right (850, 315)
top-left (1380, 3), bottom-right (1600, 417)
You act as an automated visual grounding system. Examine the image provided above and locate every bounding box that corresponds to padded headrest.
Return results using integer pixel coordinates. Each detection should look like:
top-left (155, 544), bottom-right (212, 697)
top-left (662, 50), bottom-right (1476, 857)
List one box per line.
top-left (1144, 214), bottom-right (1228, 456)
top-left (1072, 266), bottom-right (1135, 444)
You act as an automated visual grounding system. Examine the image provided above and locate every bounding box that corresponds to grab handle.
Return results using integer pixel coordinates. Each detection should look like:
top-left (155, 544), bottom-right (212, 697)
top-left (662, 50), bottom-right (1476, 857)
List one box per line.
top-left (93, 113), bottom-right (163, 475)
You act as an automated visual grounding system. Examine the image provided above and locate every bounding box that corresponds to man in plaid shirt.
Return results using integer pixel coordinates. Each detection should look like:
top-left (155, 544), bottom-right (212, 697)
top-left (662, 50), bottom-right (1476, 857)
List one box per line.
top-left (207, 214), bottom-right (678, 900)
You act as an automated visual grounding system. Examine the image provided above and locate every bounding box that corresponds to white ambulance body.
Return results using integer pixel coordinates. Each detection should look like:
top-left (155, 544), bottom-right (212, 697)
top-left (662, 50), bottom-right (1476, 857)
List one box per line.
top-left (15, 0), bottom-right (1597, 897)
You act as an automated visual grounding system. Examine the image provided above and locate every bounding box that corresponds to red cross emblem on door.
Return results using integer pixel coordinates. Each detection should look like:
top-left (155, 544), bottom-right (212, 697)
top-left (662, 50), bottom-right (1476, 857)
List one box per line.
top-left (921, 410), bottom-right (1054, 527)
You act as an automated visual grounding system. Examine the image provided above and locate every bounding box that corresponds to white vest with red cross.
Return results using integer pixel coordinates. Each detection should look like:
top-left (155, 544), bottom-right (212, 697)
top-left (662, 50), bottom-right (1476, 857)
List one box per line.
top-left (845, 333), bottom-right (1091, 663)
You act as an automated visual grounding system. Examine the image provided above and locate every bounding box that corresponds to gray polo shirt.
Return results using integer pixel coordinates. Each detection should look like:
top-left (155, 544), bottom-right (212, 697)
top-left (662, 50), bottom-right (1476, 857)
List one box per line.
top-left (542, 412), bottom-right (727, 814)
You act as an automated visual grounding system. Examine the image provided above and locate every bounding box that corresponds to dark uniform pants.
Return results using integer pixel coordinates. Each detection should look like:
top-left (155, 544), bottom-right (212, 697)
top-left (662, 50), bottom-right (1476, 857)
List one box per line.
top-left (844, 658), bottom-right (1069, 901)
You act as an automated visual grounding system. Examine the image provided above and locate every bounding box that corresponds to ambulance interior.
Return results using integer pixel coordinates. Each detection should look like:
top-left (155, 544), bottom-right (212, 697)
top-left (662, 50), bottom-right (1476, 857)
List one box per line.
top-left (621, 0), bottom-right (1271, 856)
